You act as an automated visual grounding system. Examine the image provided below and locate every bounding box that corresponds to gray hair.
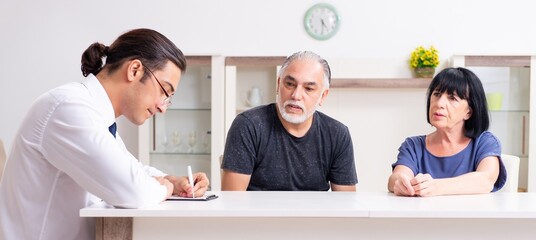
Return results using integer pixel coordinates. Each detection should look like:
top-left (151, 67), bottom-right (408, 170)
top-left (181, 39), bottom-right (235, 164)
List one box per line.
top-left (278, 51), bottom-right (331, 89)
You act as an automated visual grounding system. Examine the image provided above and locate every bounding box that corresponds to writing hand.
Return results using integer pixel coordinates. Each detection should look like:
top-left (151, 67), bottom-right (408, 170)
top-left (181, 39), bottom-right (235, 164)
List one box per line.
top-left (190, 172), bottom-right (210, 197)
top-left (165, 173), bottom-right (210, 198)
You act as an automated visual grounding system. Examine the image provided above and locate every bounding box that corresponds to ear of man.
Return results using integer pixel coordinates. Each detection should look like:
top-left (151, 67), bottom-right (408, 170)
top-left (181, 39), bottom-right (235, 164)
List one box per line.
top-left (127, 59), bottom-right (144, 83)
top-left (318, 89), bottom-right (329, 106)
top-left (276, 77), bottom-right (281, 94)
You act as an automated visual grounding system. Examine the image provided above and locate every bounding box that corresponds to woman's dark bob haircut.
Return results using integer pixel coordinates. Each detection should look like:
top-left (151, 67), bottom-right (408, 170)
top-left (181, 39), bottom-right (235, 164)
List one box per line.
top-left (426, 67), bottom-right (489, 138)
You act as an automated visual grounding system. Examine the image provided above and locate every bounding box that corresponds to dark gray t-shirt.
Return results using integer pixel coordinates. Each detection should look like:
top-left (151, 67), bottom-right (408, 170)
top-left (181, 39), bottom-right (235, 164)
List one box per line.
top-left (222, 103), bottom-right (358, 191)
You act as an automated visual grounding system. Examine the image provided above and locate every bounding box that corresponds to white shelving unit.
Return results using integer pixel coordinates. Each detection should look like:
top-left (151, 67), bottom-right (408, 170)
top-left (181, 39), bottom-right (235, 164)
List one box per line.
top-left (138, 55), bottom-right (225, 190)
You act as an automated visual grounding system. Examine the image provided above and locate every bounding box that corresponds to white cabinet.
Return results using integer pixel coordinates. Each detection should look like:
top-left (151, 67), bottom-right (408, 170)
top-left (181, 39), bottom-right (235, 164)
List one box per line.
top-left (451, 55), bottom-right (535, 191)
top-left (139, 55), bottom-right (225, 190)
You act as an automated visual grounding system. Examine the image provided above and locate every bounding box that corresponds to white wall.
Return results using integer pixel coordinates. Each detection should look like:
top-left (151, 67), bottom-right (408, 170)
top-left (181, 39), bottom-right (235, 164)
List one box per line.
top-left (1, 0), bottom-right (535, 191)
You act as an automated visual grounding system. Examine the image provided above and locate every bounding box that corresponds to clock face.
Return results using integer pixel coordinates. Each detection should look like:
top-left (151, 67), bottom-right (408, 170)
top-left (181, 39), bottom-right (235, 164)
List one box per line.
top-left (304, 3), bottom-right (340, 40)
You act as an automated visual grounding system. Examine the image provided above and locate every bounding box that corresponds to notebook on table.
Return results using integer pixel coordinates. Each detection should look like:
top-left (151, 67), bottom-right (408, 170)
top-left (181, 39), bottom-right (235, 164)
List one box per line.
top-left (167, 194), bottom-right (219, 201)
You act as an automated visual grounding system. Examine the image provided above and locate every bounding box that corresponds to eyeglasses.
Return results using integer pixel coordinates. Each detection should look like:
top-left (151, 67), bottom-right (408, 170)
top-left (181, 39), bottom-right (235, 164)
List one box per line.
top-left (144, 66), bottom-right (172, 107)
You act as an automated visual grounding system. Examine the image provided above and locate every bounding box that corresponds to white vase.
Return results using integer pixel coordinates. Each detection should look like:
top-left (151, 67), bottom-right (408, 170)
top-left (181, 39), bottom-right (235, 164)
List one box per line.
top-left (246, 87), bottom-right (262, 107)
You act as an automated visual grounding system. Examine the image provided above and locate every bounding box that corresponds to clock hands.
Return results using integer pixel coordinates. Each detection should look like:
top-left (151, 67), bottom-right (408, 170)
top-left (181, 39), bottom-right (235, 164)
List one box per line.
top-left (320, 19), bottom-right (327, 34)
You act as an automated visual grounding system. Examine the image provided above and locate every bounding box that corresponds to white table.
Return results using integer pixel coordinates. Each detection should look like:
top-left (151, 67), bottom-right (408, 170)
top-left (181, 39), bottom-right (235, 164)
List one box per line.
top-left (80, 191), bottom-right (536, 240)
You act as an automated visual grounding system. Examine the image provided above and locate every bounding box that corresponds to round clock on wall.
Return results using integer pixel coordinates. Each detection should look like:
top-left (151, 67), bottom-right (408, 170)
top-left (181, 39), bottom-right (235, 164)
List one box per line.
top-left (304, 3), bottom-right (340, 41)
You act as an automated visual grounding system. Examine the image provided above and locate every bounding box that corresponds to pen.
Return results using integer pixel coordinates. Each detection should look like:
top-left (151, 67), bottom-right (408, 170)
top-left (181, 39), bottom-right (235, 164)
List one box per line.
top-left (187, 165), bottom-right (195, 198)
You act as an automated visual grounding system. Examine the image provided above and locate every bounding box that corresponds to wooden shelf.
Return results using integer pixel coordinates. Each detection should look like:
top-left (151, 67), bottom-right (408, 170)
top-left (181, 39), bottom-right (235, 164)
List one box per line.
top-left (464, 56), bottom-right (531, 67)
top-left (185, 56), bottom-right (211, 67)
top-left (225, 56), bottom-right (286, 67)
top-left (224, 57), bottom-right (433, 89)
top-left (330, 78), bottom-right (432, 88)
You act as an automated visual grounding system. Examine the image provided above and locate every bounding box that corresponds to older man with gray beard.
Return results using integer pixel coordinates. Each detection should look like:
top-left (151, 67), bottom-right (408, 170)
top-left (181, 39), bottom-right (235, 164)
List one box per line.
top-left (221, 51), bottom-right (357, 191)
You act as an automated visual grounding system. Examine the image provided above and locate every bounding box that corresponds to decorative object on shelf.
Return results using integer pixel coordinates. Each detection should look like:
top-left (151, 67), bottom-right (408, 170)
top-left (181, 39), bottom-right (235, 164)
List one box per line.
top-left (413, 67), bottom-right (436, 78)
top-left (171, 130), bottom-right (182, 152)
top-left (202, 131), bottom-right (211, 153)
top-left (188, 131), bottom-right (197, 153)
top-left (410, 46), bottom-right (440, 78)
top-left (486, 92), bottom-right (504, 111)
top-left (304, 3), bottom-right (340, 41)
top-left (160, 134), bottom-right (170, 153)
top-left (246, 87), bottom-right (262, 107)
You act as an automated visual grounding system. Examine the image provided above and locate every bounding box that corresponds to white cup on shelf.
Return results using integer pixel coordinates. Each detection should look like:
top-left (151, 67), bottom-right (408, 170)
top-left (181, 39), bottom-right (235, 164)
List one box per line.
top-left (246, 87), bottom-right (262, 107)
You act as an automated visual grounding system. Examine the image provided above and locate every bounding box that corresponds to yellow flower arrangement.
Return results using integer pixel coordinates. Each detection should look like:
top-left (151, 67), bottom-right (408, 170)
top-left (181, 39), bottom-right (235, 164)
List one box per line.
top-left (410, 46), bottom-right (439, 69)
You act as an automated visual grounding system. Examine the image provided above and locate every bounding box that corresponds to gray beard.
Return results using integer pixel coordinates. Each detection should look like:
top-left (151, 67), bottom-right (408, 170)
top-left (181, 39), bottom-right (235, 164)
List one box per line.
top-left (276, 94), bottom-right (319, 124)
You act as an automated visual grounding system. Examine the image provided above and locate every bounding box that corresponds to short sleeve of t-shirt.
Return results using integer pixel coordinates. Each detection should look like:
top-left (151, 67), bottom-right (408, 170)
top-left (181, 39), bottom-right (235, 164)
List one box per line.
top-left (221, 113), bottom-right (259, 175)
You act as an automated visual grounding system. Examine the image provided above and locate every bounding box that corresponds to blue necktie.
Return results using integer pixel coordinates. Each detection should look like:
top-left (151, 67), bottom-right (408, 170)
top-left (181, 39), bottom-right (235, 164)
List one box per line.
top-left (108, 122), bottom-right (117, 138)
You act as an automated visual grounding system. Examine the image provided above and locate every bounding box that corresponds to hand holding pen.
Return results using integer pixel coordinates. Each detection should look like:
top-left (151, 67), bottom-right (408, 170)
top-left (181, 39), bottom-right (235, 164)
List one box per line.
top-left (165, 170), bottom-right (210, 198)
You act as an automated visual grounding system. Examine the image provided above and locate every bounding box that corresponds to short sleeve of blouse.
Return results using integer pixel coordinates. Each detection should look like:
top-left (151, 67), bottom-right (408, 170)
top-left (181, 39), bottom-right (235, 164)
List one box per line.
top-left (392, 136), bottom-right (426, 175)
top-left (474, 131), bottom-right (505, 192)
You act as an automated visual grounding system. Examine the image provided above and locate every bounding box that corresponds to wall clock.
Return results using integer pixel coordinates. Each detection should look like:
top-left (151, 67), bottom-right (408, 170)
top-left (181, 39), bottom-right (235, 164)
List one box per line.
top-left (303, 3), bottom-right (340, 41)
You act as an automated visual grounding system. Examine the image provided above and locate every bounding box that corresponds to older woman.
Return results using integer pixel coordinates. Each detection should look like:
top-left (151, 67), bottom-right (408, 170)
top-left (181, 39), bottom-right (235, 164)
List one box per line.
top-left (388, 67), bottom-right (506, 196)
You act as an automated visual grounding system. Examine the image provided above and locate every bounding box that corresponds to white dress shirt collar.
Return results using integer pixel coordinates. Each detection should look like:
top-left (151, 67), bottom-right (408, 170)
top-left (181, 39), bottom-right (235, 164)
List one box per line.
top-left (82, 74), bottom-right (116, 126)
